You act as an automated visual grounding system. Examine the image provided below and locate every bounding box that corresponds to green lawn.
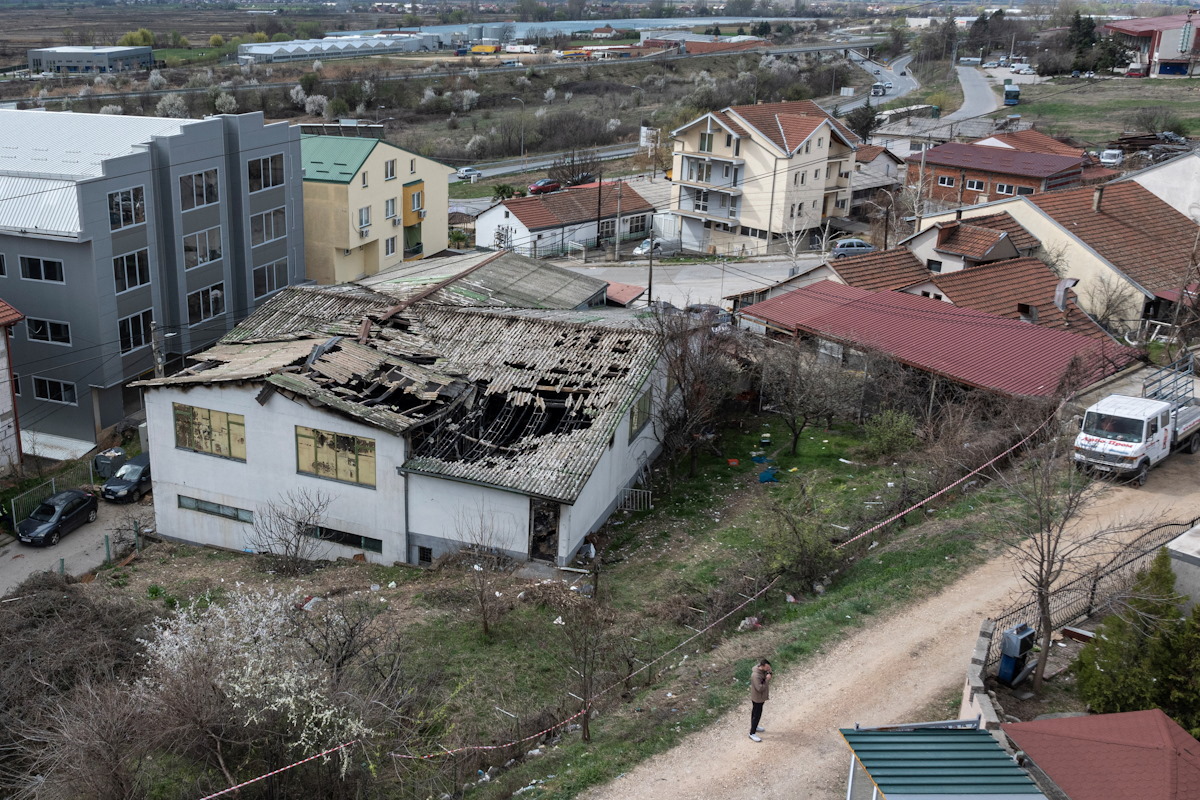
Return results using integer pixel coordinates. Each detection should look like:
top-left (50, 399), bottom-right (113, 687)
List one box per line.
top-left (1015, 76), bottom-right (1200, 144)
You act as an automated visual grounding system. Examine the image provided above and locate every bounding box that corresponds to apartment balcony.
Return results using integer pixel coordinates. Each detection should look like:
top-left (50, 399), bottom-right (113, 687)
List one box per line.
top-left (673, 187), bottom-right (741, 222)
top-left (403, 243), bottom-right (424, 259)
top-left (673, 176), bottom-right (744, 195)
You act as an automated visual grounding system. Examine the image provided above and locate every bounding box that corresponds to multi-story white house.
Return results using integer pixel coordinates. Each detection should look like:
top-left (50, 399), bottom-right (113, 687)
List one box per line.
top-left (0, 109), bottom-right (304, 456)
top-left (669, 100), bottom-right (858, 255)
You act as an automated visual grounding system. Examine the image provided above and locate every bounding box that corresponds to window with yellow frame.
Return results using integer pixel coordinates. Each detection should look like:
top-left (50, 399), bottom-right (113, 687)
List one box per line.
top-left (295, 426), bottom-right (377, 488)
top-left (173, 403), bottom-right (246, 461)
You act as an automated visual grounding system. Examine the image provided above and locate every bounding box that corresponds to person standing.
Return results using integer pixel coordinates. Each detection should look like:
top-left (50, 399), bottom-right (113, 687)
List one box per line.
top-left (748, 659), bottom-right (771, 742)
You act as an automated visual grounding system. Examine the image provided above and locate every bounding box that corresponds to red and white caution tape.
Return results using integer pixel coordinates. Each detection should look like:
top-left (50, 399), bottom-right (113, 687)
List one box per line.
top-left (197, 739), bottom-right (359, 800)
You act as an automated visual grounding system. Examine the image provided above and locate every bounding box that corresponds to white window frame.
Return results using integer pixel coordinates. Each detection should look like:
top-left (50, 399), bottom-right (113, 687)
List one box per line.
top-left (248, 153), bottom-right (285, 193)
top-left (385, 159), bottom-right (397, 180)
top-left (33, 375), bottom-right (76, 405)
top-left (108, 186), bottom-right (145, 231)
top-left (996, 183), bottom-right (1015, 195)
top-left (250, 207), bottom-right (287, 247)
top-left (937, 175), bottom-right (955, 187)
top-left (20, 255), bottom-right (64, 284)
top-left (965, 179), bottom-right (985, 191)
top-left (26, 317), bottom-right (71, 346)
top-left (385, 198), bottom-right (397, 219)
top-left (113, 248), bottom-right (151, 294)
top-left (118, 309), bottom-right (153, 354)
top-left (183, 226), bottom-right (222, 270)
top-left (409, 158), bottom-right (416, 174)
top-left (180, 168), bottom-right (219, 211)
top-left (410, 191), bottom-right (423, 211)
top-left (253, 258), bottom-right (288, 299)
top-left (358, 206), bottom-right (371, 228)
top-left (187, 282), bottom-right (225, 326)
top-left (361, 171), bottom-right (368, 188)
top-left (385, 237), bottom-right (397, 256)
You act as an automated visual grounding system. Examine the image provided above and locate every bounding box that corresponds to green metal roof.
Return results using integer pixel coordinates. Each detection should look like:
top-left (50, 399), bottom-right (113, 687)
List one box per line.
top-left (300, 135), bottom-right (378, 183)
top-left (840, 728), bottom-right (1046, 798)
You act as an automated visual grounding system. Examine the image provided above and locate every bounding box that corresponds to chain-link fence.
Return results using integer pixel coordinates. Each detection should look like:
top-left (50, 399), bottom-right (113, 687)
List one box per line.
top-left (985, 516), bottom-right (1199, 669)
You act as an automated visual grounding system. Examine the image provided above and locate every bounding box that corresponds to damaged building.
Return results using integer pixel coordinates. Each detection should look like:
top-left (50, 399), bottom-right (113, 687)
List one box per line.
top-left (136, 284), bottom-right (664, 567)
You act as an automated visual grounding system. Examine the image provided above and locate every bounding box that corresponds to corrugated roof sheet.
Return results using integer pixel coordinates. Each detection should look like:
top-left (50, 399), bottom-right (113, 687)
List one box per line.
top-left (300, 135), bottom-right (377, 183)
top-left (971, 129), bottom-right (1083, 157)
top-left (906, 142), bottom-right (1081, 178)
top-left (361, 250), bottom-right (607, 309)
top-left (739, 280), bottom-right (1135, 397)
top-left (503, 183), bottom-right (655, 231)
top-left (0, 110), bottom-right (190, 180)
top-left (1105, 13), bottom-right (1191, 34)
top-left (1030, 182), bottom-right (1198, 293)
top-left (841, 728), bottom-right (1046, 797)
top-left (1003, 709), bottom-right (1200, 800)
top-left (222, 284), bottom-right (392, 344)
top-left (0, 174), bottom-right (80, 236)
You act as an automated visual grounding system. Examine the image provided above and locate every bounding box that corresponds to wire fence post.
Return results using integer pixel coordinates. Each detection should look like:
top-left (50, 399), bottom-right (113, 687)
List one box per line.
top-left (104, 534), bottom-right (111, 564)
top-left (58, 557), bottom-right (64, 576)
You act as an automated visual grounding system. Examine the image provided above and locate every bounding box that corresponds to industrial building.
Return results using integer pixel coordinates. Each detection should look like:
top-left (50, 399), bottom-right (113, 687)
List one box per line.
top-left (237, 34), bottom-right (441, 64)
top-left (27, 45), bottom-right (153, 74)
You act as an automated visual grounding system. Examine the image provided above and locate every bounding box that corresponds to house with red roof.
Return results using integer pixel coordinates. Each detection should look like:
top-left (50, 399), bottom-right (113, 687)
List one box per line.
top-left (474, 182), bottom-right (655, 259)
top-left (1104, 13), bottom-right (1200, 76)
top-left (736, 280), bottom-right (1135, 397)
top-left (669, 100), bottom-right (859, 256)
top-left (920, 182), bottom-right (1200, 336)
top-left (1004, 709), bottom-right (1200, 799)
top-left (906, 142), bottom-right (1083, 208)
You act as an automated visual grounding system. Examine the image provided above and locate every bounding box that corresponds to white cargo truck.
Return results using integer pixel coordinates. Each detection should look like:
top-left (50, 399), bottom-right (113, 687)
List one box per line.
top-left (1073, 355), bottom-right (1200, 485)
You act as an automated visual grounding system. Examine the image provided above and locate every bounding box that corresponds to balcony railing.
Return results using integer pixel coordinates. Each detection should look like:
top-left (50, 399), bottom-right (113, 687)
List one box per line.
top-left (403, 243), bottom-right (423, 258)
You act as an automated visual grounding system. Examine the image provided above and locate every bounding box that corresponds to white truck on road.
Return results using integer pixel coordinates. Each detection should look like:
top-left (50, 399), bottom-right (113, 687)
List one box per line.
top-left (1073, 355), bottom-right (1200, 485)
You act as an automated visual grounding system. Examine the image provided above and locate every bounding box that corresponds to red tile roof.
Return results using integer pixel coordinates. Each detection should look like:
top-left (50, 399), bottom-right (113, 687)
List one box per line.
top-left (738, 280), bottom-right (1135, 396)
top-left (502, 182), bottom-right (655, 232)
top-left (605, 280), bottom-right (646, 306)
top-left (726, 100), bottom-right (860, 152)
top-left (0, 299), bottom-right (22, 328)
top-left (1004, 709), bottom-right (1200, 800)
top-left (933, 223), bottom-right (1011, 260)
top-left (906, 142), bottom-right (1082, 178)
top-left (957, 211), bottom-right (1040, 252)
top-left (855, 144), bottom-right (902, 164)
top-left (922, 257), bottom-right (1112, 340)
top-left (1030, 182), bottom-right (1197, 293)
top-left (828, 248), bottom-right (926, 291)
top-left (972, 129), bottom-right (1083, 158)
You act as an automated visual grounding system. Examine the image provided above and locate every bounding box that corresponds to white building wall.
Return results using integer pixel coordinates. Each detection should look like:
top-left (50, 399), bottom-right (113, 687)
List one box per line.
top-left (146, 383), bottom-right (407, 564)
top-left (406, 473), bottom-right (531, 561)
top-left (1128, 153), bottom-right (1200, 222)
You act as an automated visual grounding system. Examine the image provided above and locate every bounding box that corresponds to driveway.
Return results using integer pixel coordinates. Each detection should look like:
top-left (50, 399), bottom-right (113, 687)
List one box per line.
top-left (581, 456), bottom-right (1200, 800)
top-left (945, 65), bottom-right (1000, 121)
top-left (0, 494), bottom-right (154, 596)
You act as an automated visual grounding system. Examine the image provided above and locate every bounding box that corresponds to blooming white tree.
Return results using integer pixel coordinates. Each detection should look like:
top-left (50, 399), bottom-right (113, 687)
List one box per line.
top-left (420, 86), bottom-right (438, 105)
top-left (304, 93), bottom-right (328, 117)
top-left (457, 89), bottom-right (480, 111)
top-left (312, 59), bottom-right (323, 72)
top-left (214, 92), bottom-right (237, 114)
top-left (147, 69), bottom-right (167, 90)
top-left (543, 87), bottom-right (556, 104)
top-left (98, 104), bottom-right (124, 115)
top-left (155, 92), bottom-right (189, 118)
top-left (290, 84), bottom-right (307, 108)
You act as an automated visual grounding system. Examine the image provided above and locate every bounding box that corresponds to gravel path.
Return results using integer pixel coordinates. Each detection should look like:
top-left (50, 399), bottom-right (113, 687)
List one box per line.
top-left (582, 456), bottom-right (1200, 800)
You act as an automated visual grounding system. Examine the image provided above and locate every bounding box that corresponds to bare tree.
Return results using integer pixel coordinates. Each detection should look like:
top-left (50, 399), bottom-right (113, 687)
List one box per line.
top-left (760, 338), bottom-right (864, 454)
top-left (546, 147), bottom-right (601, 186)
top-left (559, 596), bottom-right (617, 743)
top-left (1082, 273), bottom-right (1139, 335)
top-left (993, 437), bottom-right (1142, 690)
top-left (250, 488), bottom-right (334, 576)
top-left (447, 504), bottom-right (519, 637)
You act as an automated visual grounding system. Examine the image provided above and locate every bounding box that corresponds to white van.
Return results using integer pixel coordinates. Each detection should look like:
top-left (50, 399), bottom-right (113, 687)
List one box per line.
top-left (1098, 149), bottom-right (1124, 167)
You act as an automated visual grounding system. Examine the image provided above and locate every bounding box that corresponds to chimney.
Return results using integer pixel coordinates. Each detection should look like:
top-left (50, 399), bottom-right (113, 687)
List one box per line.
top-left (1093, 185), bottom-right (1105, 213)
top-left (955, 208), bottom-right (963, 221)
top-left (1055, 278), bottom-right (1079, 312)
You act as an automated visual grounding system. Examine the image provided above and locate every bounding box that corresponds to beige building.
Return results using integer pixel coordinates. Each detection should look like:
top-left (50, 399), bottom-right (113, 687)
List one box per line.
top-left (301, 135), bottom-right (452, 284)
top-left (669, 100), bottom-right (858, 256)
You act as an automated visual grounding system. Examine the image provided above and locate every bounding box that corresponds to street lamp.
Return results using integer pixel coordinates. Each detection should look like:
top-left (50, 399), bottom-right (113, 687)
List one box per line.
top-left (510, 96), bottom-right (526, 159)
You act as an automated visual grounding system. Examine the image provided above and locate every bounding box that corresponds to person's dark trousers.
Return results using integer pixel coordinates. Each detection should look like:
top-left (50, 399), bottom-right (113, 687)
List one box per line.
top-left (750, 701), bottom-right (764, 735)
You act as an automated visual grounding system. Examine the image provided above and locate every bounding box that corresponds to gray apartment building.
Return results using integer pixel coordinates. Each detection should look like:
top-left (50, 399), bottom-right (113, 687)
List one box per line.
top-left (27, 45), bottom-right (153, 74)
top-left (0, 109), bottom-right (305, 456)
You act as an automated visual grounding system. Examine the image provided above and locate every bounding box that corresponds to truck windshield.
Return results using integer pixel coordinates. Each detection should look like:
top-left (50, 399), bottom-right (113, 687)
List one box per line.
top-left (1082, 412), bottom-right (1143, 443)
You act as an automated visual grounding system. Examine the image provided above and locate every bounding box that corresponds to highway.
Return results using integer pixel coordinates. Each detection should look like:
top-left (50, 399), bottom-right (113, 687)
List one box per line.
top-left (838, 53), bottom-right (916, 113)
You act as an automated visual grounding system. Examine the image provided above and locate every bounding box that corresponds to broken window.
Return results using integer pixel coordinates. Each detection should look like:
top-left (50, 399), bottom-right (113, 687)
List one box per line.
top-left (173, 403), bottom-right (246, 461)
top-left (295, 425), bottom-right (377, 487)
top-left (629, 388), bottom-right (652, 441)
top-left (529, 498), bottom-right (559, 562)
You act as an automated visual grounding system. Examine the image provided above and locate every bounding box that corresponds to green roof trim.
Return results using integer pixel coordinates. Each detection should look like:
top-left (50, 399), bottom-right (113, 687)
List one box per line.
top-left (300, 135), bottom-right (378, 184)
top-left (840, 729), bottom-right (1046, 797)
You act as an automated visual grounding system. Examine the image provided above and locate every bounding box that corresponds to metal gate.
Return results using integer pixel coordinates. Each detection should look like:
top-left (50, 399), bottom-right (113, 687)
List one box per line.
top-left (9, 461), bottom-right (97, 524)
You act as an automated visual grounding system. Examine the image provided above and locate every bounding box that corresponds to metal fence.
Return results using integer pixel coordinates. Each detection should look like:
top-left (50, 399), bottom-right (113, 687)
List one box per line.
top-left (985, 517), bottom-right (1199, 669)
top-left (10, 461), bottom-right (98, 524)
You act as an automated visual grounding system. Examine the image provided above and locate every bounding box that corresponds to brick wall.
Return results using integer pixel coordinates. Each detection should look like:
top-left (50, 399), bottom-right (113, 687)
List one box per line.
top-left (906, 164), bottom-right (1080, 206)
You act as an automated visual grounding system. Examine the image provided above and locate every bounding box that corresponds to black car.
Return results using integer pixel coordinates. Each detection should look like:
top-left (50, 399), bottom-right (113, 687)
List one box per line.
top-left (101, 453), bottom-right (151, 503)
top-left (17, 489), bottom-right (98, 546)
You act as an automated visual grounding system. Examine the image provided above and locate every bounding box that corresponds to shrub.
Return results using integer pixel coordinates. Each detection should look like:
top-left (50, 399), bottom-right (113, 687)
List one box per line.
top-left (863, 410), bottom-right (919, 459)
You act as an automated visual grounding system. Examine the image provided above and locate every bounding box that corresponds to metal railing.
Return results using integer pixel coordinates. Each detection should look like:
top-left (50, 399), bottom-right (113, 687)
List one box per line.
top-left (985, 516), bottom-right (1199, 669)
top-left (10, 461), bottom-right (99, 524)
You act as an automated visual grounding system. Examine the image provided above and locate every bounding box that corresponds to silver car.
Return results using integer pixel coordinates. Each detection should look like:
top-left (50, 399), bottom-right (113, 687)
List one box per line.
top-left (830, 238), bottom-right (877, 259)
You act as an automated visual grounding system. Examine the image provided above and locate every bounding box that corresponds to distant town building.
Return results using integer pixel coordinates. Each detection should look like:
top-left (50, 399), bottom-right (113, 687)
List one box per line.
top-left (27, 45), bottom-right (152, 75)
top-left (1105, 13), bottom-right (1200, 77)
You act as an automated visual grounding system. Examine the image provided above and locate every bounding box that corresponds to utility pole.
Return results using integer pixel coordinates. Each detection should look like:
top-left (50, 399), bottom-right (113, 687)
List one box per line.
top-left (151, 319), bottom-right (166, 379)
top-left (614, 180), bottom-right (623, 262)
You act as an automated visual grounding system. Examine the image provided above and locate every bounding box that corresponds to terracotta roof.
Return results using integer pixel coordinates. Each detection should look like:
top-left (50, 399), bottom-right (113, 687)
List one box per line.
top-left (710, 110), bottom-right (749, 137)
top-left (855, 144), bottom-right (901, 164)
top-left (776, 114), bottom-right (826, 153)
top-left (606, 280), bottom-right (646, 306)
top-left (502, 182), bottom-right (654, 231)
top-left (933, 223), bottom-right (1011, 260)
top-left (922, 257), bottom-right (1112, 340)
top-left (1003, 709), bottom-right (1200, 800)
top-left (726, 100), bottom-right (860, 153)
top-left (828, 247), bottom-right (926, 291)
top-left (957, 211), bottom-right (1040, 252)
top-left (0, 298), bottom-right (22, 328)
top-left (906, 142), bottom-right (1082, 178)
top-left (738, 280), bottom-right (1135, 396)
top-left (972, 129), bottom-right (1083, 158)
top-left (1030, 182), bottom-right (1198, 293)
top-left (1105, 13), bottom-right (1191, 35)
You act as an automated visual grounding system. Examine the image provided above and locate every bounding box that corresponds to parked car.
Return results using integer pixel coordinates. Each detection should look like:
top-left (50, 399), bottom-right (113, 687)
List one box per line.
top-left (17, 489), bottom-right (98, 547)
top-left (632, 238), bottom-right (681, 257)
top-left (1124, 69), bottom-right (1147, 78)
top-left (982, 61), bottom-right (1000, 68)
top-left (528, 178), bottom-right (561, 194)
top-left (830, 238), bottom-right (877, 259)
top-left (455, 166), bottom-right (482, 180)
top-left (1071, 69), bottom-right (1081, 78)
top-left (1098, 149), bottom-right (1124, 167)
top-left (685, 303), bottom-right (732, 326)
top-left (101, 453), bottom-right (151, 503)
top-left (566, 172), bottom-right (595, 187)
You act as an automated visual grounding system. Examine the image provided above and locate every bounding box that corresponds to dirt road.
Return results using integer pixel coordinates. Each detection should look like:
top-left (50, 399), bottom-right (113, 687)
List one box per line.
top-left (582, 457), bottom-right (1199, 800)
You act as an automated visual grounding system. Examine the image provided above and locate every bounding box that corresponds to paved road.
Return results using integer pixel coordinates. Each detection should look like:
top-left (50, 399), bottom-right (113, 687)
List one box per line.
top-left (945, 65), bottom-right (1000, 121)
top-left (838, 54), bottom-right (916, 113)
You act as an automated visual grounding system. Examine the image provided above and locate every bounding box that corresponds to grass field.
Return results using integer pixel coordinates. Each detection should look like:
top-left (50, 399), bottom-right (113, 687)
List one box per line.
top-left (1014, 76), bottom-right (1200, 144)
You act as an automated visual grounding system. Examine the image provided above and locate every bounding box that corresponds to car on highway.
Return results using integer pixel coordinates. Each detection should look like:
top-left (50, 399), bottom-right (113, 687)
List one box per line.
top-left (830, 238), bottom-right (877, 259)
top-left (101, 453), bottom-right (152, 503)
top-left (884, 81), bottom-right (893, 90)
top-left (873, 68), bottom-right (881, 75)
top-left (455, 166), bottom-right (482, 180)
top-left (17, 489), bottom-right (98, 547)
top-left (899, 70), bottom-right (907, 76)
top-left (528, 178), bottom-right (561, 194)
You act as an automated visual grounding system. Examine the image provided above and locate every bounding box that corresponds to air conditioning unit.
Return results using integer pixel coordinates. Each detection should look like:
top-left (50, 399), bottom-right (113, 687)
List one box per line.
top-left (418, 209), bottom-right (427, 219)
top-left (392, 217), bottom-right (403, 226)
top-left (358, 227), bottom-right (370, 238)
